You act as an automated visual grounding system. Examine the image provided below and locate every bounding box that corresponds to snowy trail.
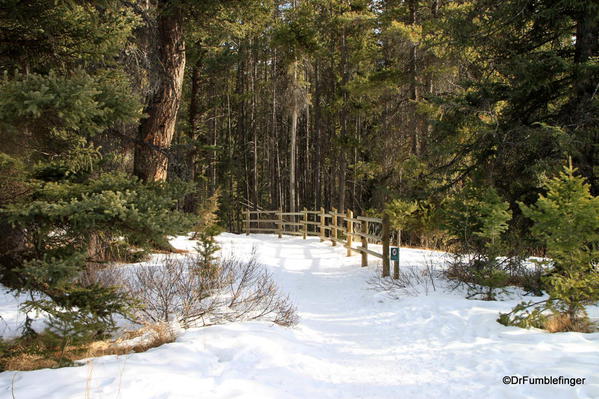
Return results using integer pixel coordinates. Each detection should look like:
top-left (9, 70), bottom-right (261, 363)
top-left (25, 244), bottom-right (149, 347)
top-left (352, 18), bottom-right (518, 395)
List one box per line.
top-left (1, 233), bottom-right (598, 399)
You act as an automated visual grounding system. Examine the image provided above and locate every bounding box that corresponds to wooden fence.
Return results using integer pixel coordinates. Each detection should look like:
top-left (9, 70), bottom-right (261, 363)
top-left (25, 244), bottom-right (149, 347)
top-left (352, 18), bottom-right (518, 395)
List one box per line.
top-left (243, 208), bottom-right (401, 279)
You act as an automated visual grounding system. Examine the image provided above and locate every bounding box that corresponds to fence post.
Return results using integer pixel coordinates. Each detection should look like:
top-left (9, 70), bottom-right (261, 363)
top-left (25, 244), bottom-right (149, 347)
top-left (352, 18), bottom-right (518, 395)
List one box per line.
top-left (331, 207), bottom-right (337, 246)
top-left (303, 207), bottom-right (308, 239)
top-left (319, 207), bottom-right (325, 242)
top-left (346, 209), bottom-right (353, 256)
top-left (361, 220), bottom-right (368, 267)
top-left (393, 229), bottom-right (400, 279)
top-left (277, 208), bottom-right (283, 239)
top-left (382, 213), bottom-right (390, 277)
top-left (245, 209), bottom-right (250, 236)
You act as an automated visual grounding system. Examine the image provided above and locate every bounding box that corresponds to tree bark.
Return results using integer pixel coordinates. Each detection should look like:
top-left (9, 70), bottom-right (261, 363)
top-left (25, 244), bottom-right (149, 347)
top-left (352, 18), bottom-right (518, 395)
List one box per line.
top-left (289, 105), bottom-right (298, 213)
top-left (314, 61), bottom-right (322, 208)
top-left (338, 27), bottom-right (349, 213)
top-left (0, 220), bottom-right (27, 288)
top-left (408, 0), bottom-right (420, 156)
top-left (338, 153), bottom-right (346, 213)
top-left (251, 40), bottom-right (259, 210)
top-left (134, 4), bottom-right (186, 182)
top-left (183, 60), bottom-right (201, 212)
top-left (271, 48), bottom-right (279, 209)
top-left (288, 60), bottom-right (303, 213)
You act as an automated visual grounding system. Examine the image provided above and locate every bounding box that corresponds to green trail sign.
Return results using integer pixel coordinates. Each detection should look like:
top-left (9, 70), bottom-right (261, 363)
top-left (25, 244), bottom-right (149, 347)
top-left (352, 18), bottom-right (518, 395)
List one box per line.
top-left (390, 247), bottom-right (399, 261)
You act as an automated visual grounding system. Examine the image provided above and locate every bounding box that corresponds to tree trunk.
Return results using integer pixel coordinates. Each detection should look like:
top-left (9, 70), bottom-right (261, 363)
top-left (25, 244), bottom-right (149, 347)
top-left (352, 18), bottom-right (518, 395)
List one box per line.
top-left (338, 27), bottom-right (349, 213)
top-left (289, 106), bottom-right (298, 213)
top-left (314, 61), bottom-right (322, 208)
top-left (305, 103), bottom-right (310, 208)
top-left (408, 0), bottom-right (419, 156)
top-left (183, 60), bottom-right (201, 212)
top-left (134, 4), bottom-right (186, 182)
top-left (573, 4), bottom-right (598, 100)
top-left (338, 153), bottom-right (346, 213)
top-left (251, 41), bottom-right (259, 210)
top-left (271, 48), bottom-right (279, 208)
top-left (0, 220), bottom-right (27, 288)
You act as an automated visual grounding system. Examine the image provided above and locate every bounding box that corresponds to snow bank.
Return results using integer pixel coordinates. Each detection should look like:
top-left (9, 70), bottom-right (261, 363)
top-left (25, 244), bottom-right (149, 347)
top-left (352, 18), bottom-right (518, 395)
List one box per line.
top-left (0, 233), bottom-right (597, 398)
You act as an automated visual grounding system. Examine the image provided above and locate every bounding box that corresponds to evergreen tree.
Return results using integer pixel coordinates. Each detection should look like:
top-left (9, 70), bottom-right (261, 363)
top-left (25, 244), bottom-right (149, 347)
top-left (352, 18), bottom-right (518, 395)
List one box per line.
top-left (193, 189), bottom-right (222, 272)
top-left (0, 1), bottom-right (194, 341)
top-left (427, 0), bottom-right (599, 205)
top-left (441, 184), bottom-right (514, 300)
top-left (507, 162), bottom-right (599, 329)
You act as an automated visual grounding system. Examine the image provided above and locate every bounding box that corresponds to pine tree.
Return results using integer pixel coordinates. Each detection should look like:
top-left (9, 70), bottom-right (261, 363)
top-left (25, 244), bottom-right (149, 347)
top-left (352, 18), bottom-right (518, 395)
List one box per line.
top-left (518, 162), bottom-right (599, 327)
top-left (0, 1), bottom-right (194, 341)
top-left (193, 189), bottom-right (222, 273)
top-left (442, 184), bottom-right (512, 253)
top-left (427, 0), bottom-right (599, 208)
top-left (441, 184), bottom-right (513, 300)
top-left (386, 199), bottom-right (418, 232)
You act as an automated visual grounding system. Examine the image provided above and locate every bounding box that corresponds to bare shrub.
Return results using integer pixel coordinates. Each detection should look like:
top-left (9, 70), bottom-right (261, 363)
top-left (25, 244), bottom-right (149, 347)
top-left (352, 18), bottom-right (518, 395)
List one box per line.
top-left (79, 261), bottom-right (123, 288)
top-left (93, 254), bottom-right (298, 328)
top-left (121, 259), bottom-right (212, 325)
top-left (505, 262), bottom-right (544, 296)
top-left (369, 258), bottom-right (439, 298)
top-left (217, 256), bottom-right (298, 326)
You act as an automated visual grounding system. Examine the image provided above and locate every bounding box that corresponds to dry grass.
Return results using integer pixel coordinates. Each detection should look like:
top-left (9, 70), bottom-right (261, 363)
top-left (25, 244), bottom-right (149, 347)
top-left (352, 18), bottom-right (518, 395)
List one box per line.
top-left (152, 248), bottom-right (189, 254)
top-left (544, 314), bottom-right (595, 333)
top-left (3, 352), bottom-right (58, 371)
top-left (113, 323), bottom-right (177, 353)
top-left (1, 323), bottom-right (177, 371)
top-left (81, 322), bottom-right (177, 357)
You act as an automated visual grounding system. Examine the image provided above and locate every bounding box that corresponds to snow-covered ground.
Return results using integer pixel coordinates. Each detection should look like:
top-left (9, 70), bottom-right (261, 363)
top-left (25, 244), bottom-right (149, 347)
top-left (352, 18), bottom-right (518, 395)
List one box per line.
top-left (1, 233), bottom-right (598, 399)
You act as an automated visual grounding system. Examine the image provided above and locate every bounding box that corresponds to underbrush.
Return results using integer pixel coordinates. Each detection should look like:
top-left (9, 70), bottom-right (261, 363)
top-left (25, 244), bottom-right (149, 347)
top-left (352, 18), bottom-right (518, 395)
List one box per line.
top-left (368, 252), bottom-right (541, 301)
top-left (443, 253), bottom-right (542, 300)
top-left (0, 322), bottom-right (176, 372)
top-left (2, 252), bottom-right (298, 371)
top-left (498, 298), bottom-right (598, 333)
top-left (543, 313), bottom-right (596, 333)
top-left (368, 258), bottom-right (439, 297)
top-left (87, 253), bottom-right (298, 328)
top-left (369, 255), bottom-right (597, 334)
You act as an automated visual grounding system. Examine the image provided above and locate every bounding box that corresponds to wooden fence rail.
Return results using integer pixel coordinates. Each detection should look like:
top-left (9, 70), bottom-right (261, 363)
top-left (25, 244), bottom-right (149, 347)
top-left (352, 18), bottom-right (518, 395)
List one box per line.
top-left (243, 208), bottom-right (400, 278)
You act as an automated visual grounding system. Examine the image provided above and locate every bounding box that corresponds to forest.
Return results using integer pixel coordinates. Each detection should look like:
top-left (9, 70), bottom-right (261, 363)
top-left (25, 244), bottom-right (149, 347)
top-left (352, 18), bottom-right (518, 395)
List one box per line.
top-left (0, 0), bottom-right (598, 387)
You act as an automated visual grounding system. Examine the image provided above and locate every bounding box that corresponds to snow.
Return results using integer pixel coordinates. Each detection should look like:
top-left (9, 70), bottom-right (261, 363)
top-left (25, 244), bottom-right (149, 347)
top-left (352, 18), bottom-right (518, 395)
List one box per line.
top-left (0, 290), bottom-right (47, 340)
top-left (1, 233), bottom-right (598, 398)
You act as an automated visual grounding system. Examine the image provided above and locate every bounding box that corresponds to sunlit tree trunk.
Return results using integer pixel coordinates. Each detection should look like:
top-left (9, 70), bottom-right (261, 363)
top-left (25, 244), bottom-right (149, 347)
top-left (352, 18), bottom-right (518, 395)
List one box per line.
top-left (134, 4), bottom-right (185, 182)
top-left (408, 0), bottom-right (419, 156)
top-left (289, 98), bottom-right (298, 213)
